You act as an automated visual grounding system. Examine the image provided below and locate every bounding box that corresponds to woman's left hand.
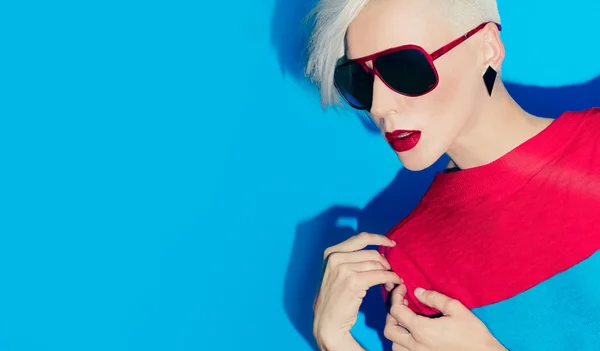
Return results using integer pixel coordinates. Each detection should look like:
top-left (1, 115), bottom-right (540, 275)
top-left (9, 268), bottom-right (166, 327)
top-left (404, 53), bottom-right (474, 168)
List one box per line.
top-left (384, 284), bottom-right (508, 351)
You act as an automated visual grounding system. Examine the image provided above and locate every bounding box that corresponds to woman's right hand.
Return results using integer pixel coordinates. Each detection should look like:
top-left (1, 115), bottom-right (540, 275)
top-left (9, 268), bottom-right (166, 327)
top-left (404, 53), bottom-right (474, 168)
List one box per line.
top-left (313, 232), bottom-right (401, 351)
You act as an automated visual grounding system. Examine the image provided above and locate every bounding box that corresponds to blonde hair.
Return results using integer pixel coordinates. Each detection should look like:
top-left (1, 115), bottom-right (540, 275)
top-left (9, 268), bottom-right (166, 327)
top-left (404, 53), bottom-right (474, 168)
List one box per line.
top-left (305, 0), bottom-right (501, 108)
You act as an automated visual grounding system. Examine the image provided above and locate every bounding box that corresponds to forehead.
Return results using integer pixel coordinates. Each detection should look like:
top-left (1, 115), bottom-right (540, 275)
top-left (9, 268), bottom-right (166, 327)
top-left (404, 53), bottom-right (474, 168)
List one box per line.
top-left (346, 0), bottom-right (449, 60)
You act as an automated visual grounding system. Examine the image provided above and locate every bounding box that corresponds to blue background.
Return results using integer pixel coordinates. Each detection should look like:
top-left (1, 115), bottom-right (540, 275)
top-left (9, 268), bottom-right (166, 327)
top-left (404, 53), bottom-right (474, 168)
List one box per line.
top-left (1, 0), bottom-right (598, 350)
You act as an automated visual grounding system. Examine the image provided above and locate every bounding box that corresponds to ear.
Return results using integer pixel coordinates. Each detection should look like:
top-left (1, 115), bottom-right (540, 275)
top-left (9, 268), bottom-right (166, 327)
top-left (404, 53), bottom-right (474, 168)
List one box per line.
top-left (481, 23), bottom-right (505, 74)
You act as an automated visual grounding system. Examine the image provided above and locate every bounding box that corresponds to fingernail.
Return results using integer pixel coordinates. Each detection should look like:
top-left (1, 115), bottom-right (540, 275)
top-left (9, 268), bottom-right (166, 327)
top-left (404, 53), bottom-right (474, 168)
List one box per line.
top-left (391, 240), bottom-right (397, 246)
top-left (403, 299), bottom-right (408, 306)
top-left (415, 288), bottom-right (425, 296)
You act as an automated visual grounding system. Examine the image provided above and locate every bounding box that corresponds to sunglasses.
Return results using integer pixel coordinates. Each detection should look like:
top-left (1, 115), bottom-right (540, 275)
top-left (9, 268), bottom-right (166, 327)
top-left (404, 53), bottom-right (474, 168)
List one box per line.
top-left (334, 22), bottom-right (502, 111)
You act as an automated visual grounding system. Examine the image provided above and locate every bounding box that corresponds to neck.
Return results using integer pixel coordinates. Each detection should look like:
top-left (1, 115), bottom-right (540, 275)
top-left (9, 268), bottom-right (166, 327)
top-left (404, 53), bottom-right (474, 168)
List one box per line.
top-left (446, 82), bottom-right (553, 170)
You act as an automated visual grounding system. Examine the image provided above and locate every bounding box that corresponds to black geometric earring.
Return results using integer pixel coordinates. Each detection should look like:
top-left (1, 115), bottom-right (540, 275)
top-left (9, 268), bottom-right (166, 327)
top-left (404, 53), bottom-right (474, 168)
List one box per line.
top-left (483, 66), bottom-right (497, 96)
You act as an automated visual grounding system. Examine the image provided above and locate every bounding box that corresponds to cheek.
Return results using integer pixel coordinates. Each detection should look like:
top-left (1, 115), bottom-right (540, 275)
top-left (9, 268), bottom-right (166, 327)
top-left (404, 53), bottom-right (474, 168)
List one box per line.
top-left (411, 62), bottom-right (477, 140)
top-left (414, 77), bottom-right (458, 119)
top-left (431, 61), bottom-right (480, 116)
top-left (442, 54), bottom-right (482, 95)
top-left (437, 67), bottom-right (469, 100)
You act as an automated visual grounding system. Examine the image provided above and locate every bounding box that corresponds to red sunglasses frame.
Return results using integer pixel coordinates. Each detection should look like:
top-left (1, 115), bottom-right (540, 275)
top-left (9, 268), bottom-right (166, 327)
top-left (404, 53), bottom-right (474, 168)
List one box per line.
top-left (335, 22), bottom-right (502, 108)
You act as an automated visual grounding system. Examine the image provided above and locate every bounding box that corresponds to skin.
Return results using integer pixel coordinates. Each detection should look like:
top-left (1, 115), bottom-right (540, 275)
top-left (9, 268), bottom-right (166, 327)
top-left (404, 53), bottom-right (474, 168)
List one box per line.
top-left (384, 284), bottom-right (507, 351)
top-left (346, 0), bottom-right (552, 171)
top-left (314, 233), bottom-right (507, 351)
top-left (313, 232), bottom-right (401, 351)
top-left (313, 0), bottom-right (552, 350)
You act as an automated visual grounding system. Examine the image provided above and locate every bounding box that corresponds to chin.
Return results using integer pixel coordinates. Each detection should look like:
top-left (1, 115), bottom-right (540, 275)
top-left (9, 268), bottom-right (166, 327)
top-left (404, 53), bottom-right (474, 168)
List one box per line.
top-left (397, 152), bottom-right (439, 172)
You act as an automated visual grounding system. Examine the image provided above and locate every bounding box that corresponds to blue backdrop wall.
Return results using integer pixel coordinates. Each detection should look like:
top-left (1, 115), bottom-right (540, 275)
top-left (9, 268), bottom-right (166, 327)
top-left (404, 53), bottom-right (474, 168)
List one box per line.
top-left (1, 1), bottom-right (599, 350)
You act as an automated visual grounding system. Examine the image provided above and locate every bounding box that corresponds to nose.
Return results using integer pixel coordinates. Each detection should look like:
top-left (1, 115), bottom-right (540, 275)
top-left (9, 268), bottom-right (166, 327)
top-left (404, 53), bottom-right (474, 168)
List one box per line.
top-left (369, 75), bottom-right (399, 120)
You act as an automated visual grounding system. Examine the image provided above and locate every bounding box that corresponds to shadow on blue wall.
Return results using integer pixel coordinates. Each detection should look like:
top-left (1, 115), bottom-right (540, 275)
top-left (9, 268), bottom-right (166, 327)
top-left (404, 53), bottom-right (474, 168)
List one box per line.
top-left (271, 1), bottom-right (600, 350)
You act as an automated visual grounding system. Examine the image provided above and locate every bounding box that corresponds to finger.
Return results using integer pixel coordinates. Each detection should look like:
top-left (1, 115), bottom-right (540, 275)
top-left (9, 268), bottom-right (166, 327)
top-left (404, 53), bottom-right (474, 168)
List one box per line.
top-left (386, 311), bottom-right (397, 325)
top-left (389, 301), bottom-right (421, 332)
top-left (386, 312), bottom-right (411, 348)
top-left (386, 297), bottom-right (408, 329)
top-left (386, 312), bottom-right (411, 337)
top-left (384, 323), bottom-right (416, 350)
top-left (327, 250), bottom-right (392, 270)
top-left (414, 288), bottom-right (465, 316)
top-left (324, 232), bottom-right (395, 259)
top-left (396, 284), bottom-right (408, 297)
top-left (393, 284), bottom-right (410, 306)
top-left (384, 284), bottom-right (410, 299)
top-left (390, 283), bottom-right (407, 305)
top-left (385, 311), bottom-right (411, 334)
top-left (341, 260), bottom-right (388, 273)
top-left (358, 270), bottom-right (402, 289)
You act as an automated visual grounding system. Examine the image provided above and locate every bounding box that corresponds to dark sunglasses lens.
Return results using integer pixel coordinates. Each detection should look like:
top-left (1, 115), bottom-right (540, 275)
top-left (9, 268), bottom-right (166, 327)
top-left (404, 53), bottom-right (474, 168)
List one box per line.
top-left (375, 48), bottom-right (437, 96)
top-left (334, 63), bottom-right (373, 110)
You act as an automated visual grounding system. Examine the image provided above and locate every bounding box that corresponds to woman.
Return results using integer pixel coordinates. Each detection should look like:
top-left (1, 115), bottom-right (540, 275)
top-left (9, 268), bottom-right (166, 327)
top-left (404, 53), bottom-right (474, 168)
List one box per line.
top-left (307, 0), bottom-right (600, 350)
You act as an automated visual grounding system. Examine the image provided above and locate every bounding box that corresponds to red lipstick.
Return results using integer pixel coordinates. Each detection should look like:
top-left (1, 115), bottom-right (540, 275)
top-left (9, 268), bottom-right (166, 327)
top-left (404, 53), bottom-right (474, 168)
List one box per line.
top-left (385, 130), bottom-right (422, 152)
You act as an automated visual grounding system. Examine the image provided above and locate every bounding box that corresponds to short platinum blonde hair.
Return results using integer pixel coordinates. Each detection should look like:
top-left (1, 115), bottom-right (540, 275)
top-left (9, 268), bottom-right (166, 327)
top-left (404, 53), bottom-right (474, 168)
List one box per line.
top-left (305, 0), bottom-right (501, 108)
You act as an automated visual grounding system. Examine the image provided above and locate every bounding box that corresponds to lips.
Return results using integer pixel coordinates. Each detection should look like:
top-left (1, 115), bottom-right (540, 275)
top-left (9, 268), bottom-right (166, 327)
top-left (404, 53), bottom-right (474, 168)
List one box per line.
top-left (385, 130), bottom-right (422, 152)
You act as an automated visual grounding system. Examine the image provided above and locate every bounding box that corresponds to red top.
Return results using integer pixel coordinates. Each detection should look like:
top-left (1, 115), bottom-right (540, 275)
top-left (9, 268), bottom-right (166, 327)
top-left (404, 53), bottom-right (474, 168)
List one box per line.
top-left (381, 108), bottom-right (600, 316)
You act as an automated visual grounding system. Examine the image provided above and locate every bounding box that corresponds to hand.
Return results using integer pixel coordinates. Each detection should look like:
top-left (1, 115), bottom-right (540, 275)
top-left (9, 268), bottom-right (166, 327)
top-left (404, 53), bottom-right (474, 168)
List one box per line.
top-left (384, 285), bottom-right (507, 351)
top-left (313, 232), bottom-right (401, 351)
